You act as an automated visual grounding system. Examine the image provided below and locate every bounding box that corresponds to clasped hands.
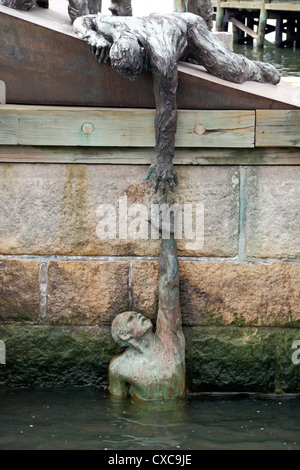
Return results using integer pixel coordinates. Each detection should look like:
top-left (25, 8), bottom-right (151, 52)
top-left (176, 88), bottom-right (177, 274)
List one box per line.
top-left (146, 159), bottom-right (178, 195)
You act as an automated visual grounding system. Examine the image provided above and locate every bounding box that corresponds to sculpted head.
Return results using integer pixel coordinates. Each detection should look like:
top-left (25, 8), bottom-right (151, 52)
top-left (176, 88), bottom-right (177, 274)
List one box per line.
top-left (109, 34), bottom-right (145, 81)
top-left (111, 311), bottom-right (153, 348)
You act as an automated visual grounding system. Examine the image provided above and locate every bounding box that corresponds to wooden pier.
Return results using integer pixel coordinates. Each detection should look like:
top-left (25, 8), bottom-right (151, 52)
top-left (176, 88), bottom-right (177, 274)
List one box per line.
top-left (211, 1), bottom-right (300, 47)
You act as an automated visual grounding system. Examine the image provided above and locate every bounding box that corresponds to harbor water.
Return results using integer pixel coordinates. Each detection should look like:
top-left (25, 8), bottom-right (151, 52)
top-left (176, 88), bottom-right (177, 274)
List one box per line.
top-left (0, 387), bottom-right (300, 450)
top-left (233, 42), bottom-right (300, 78)
top-left (0, 21), bottom-right (299, 452)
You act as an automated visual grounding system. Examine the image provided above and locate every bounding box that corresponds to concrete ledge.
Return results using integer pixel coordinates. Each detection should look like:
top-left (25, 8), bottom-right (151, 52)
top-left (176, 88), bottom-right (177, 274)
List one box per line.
top-left (213, 31), bottom-right (233, 50)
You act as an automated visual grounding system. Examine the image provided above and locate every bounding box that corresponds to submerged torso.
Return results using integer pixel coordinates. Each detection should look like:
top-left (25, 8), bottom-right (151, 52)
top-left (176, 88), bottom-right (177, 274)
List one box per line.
top-left (109, 330), bottom-right (185, 403)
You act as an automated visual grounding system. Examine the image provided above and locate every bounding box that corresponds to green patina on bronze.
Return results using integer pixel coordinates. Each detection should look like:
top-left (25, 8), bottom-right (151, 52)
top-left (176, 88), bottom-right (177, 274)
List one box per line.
top-left (108, 219), bottom-right (186, 407)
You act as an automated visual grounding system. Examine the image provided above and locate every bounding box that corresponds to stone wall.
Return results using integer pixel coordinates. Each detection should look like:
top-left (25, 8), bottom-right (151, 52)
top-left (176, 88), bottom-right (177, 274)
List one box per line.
top-left (0, 161), bottom-right (299, 392)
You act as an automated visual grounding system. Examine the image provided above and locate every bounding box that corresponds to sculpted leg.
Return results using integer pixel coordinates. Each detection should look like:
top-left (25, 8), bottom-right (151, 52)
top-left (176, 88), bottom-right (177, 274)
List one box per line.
top-left (68, 0), bottom-right (102, 24)
top-left (109, 0), bottom-right (132, 16)
top-left (187, 16), bottom-right (280, 84)
top-left (187, 0), bottom-right (214, 30)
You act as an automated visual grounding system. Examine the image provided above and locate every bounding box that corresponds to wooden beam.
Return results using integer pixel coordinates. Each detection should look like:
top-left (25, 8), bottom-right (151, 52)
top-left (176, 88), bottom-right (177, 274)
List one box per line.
top-left (229, 16), bottom-right (259, 39)
top-left (0, 106), bottom-right (255, 148)
top-left (217, 2), bottom-right (300, 11)
top-left (256, 110), bottom-right (300, 147)
top-left (266, 3), bottom-right (300, 12)
top-left (278, 32), bottom-right (300, 47)
top-left (173, 0), bottom-right (186, 12)
top-left (275, 16), bottom-right (284, 45)
top-left (1, 146), bottom-right (300, 165)
top-left (257, 0), bottom-right (268, 47)
top-left (219, 2), bottom-right (263, 8)
top-left (216, 0), bottom-right (226, 31)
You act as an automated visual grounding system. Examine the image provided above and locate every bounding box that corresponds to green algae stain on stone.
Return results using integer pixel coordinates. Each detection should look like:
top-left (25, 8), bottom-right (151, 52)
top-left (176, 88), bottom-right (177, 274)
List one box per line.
top-left (186, 326), bottom-right (300, 393)
top-left (1, 324), bottom-right (300, 393)
top-left (59, 165), bottom-right (92, 254)
top-left (0, 324), bottom-right (118, 388)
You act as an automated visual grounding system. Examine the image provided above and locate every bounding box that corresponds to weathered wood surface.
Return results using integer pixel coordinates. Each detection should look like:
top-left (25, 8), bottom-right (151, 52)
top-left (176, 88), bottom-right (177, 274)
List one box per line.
top-left (256, 110), bottom-right (300, 147)
top-left (0, 80), bottom-right (5, 104)
top-left (2, 106), bottom-right (299, 150)
top-left (212, 1), bottom-right (300, 11)
top-left (0, 5), bottom-right (154, 108)
top-left (0, 3), bottom-right (299, 110)
top-left (229, 16), bottom-right (258, 39)
top-left (1, 146), bottom-right (300, 165)
top-left (0, 106), bottom-right (255, 148)
top-left (177, 63), bottom-right (300, 110)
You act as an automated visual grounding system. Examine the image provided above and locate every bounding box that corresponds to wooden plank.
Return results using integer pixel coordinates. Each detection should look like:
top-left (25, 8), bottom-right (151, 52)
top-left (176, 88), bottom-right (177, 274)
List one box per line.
top-left (0, 80), bottom-right (5, 105)
top-left (256, 110), bottom-right (300, 147)
top-left (0, 113), bottom-right (18, 145)
top-left (1, 146), bottom-right (300, 165)
top-left (0, 106), bottom-right (255, 148)
top-left (229, 15), bottom-right (275, 46)
top-left (229, 16), bottom-right (259, 39)
top-left (178, 110), bottom-right (255, 147)
top-left (173, 0), bottom-right (186, 12)
top-left (219, 2), bottom-right (264, 9)
top-left (178, 63), bottom-right (300, 110)
top-left (266, 3), bottom-right (300, 11)
top-left (0, 8), bottom-right (155, 109)
top-left (217, 1), bottom-right (300, 10)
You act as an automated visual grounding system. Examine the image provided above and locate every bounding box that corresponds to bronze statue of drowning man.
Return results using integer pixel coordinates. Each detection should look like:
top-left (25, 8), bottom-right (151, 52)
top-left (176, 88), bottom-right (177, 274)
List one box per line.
top-left (74, 12), bottom-right (280, 194)
top-left (108, 205), bottom-right (185, 407)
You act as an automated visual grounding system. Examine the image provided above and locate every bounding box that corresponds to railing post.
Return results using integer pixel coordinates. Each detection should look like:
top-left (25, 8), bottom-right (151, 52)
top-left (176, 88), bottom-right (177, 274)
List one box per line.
top-left (173, 0), bottom-right (186, 12)
top-left (275, 15), bottom-right (283, 46)
top-left (257, 0), bottom-right (268, 47)
top-left (216, 0), bottom-right (226, 31)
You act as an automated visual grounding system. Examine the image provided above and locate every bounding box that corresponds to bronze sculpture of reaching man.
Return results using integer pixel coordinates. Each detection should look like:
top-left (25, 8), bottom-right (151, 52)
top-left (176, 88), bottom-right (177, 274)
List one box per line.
top-left (108, 203), bottom-right (185, 407)
top-left (74, 11), bottom-right (280, 194)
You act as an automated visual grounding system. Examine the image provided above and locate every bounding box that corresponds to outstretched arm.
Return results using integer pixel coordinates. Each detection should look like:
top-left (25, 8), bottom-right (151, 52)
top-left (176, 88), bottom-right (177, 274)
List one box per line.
top-left (187, 0), bottom-right (214, 30)
top-left (146, 67), bottom-right (179, 195)
top-left (157, 235), bottom-right (182, 337)
top-left (68, 0), bottom-right (102, 23)
top-left (155, 204), bottom-right (182, 337)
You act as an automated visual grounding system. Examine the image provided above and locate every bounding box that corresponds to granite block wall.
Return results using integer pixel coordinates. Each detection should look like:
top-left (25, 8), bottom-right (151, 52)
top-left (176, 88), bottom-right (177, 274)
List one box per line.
top-left (0, 162), bottom-right (299, 392)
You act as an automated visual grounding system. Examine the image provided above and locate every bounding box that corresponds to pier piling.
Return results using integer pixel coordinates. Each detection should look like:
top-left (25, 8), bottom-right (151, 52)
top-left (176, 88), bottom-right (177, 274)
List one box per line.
top-left (213, 1), bottom-right (300, 48)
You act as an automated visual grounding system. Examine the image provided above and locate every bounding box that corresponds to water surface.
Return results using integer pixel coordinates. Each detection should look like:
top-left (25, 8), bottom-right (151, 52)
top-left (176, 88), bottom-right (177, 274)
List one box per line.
top-left (0, 387), bottom-right (299, 450)
top-left (233, 43), bottom-right (300, 77)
